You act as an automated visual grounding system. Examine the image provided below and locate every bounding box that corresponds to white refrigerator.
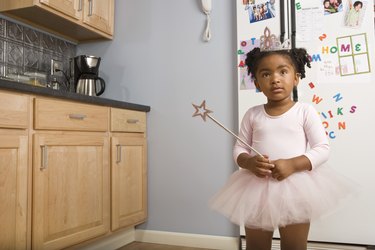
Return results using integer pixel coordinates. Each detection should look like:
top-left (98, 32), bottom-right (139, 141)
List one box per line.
top-left (236, 0), bottom-right (375, 247)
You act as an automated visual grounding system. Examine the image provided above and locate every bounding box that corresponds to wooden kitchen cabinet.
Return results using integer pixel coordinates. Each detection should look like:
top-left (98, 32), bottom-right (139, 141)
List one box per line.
top-left (0, 0), bottom-right (114, 42)
top-left (0, 132), bottom-right (29, 250)
top-left (81, 0), bottom-right (114, 36)
top-left (111, 134), bottom-right (147, 231)
top-left (32, 98), bottom-right (110, 249)
top-left (32, 133), bottom-right (110, 250)
top-left (110, 108), bottom-right (147, 231)
top-left (0, 87), bottom-right (149, 249)
top-left (39, 0), bottom-right (81, 20)
top-left (0, 91), bottom-right (29, 250)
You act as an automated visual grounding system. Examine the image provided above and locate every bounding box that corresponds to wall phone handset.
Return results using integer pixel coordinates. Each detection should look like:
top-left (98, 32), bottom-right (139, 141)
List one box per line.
top-left (201, 0), bottom-right (212, 14)
top-left (201, 0), bottom-right (212, 41)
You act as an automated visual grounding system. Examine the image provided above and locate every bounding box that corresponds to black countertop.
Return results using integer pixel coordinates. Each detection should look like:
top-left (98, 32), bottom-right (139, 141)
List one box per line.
top-left (0, 78), bottom-right (150, 112)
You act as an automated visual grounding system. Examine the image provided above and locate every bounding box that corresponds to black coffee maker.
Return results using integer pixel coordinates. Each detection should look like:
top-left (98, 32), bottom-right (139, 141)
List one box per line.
top-left (71, 55), bottom-right (106, 96)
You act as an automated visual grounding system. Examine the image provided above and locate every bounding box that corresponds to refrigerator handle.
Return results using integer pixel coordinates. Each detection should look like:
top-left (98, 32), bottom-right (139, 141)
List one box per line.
top-left (291, 0), bottom-right (297, 48)
top-left (280, 0), bottom-right (286, 43)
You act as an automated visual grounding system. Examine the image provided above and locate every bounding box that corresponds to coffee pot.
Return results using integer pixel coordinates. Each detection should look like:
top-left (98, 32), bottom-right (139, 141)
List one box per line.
top-left (71, 55), bottom-right (106, 96)
top-left (76, 74), bottom-right (105, 96)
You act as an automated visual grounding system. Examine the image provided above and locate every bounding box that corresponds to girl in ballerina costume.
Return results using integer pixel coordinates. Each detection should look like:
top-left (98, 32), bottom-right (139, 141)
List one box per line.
top-left (210, 46), bottom-right (354, 250)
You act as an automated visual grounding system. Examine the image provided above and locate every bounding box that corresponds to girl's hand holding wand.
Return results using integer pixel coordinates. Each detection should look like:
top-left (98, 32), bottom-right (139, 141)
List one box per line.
top-left (237, 153), bottom-right (274, 178)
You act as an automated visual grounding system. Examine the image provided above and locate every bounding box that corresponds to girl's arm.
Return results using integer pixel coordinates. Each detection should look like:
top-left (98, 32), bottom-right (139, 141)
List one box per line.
top-left (302, 104), bottom-right (330, 169)
top-left (233, 108), bottom-right (274, 177)
top-left (271, 104), bottom-right (329, 181)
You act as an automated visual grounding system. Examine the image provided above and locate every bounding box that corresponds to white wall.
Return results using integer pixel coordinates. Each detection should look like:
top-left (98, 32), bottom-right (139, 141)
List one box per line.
top-left (78, 0), bottom-right (238, 236)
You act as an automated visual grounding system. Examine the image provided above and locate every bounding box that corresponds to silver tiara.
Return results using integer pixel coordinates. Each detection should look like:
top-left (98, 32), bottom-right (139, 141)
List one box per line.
top-left (260, 27), bottom-right (291, 51)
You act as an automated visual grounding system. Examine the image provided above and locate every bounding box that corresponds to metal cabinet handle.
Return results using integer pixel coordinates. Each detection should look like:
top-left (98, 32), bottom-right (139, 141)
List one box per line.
top-left (41, 145), bottom-right (48, 170)
top-left (69, 114), bottom-right (87, 120)
top-left (88, 0), bottom-right (93, 16)
top-left (78, 0), bottom-right (82, 11)
top-left (116, 144), bottom-right (121, 163)
top-left (127, 119), bottom-right (139, 124)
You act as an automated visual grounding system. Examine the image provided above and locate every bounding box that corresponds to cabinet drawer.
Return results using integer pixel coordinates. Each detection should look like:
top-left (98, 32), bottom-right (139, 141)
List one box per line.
top-left (111, 108), bottom-right (146, 132)
top-left (0, 91), bottom-right (29, 129)
top-left (34, 98), bottom-right (108, 131)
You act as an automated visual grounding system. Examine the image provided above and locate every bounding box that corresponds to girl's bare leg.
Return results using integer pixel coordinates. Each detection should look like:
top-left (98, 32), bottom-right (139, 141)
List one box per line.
top-left (279, 222), bottom-right (310, 250)
top-left (245, 227), bottom-right (273, 250)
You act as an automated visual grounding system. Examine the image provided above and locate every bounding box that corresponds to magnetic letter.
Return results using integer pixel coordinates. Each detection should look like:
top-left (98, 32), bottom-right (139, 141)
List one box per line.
top-left (341, 44), bottom-right (350, 53)
top-left (338, 122), bottom-right (346, 130)
top-left (355, 43), bottom-right (361, 52)
top-left (251, 38), bottom-right (256, 45)
top-left (309, 54), bottom-right (322, 62)
top-left (328, 131), bottom-right (336, 139)
top-left (333, 93), bottom-right (343, 102)
top-left (350, 105), bottom-right (357, 113)
top-left (322, 46), bottom-right (329, 54)
top-left (330, 46), bottom-right (338, 53)
top-left (312, 94), bottom-right (323, 104)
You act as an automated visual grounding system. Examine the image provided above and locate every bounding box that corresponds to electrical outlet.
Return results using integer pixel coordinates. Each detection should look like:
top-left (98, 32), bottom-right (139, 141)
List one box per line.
top-left (51, 59), bottom-right (63, 75)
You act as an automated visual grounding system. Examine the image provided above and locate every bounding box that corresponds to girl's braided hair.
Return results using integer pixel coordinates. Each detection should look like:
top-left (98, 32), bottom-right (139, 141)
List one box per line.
top-left (245, 47), bottom-right (311, 80)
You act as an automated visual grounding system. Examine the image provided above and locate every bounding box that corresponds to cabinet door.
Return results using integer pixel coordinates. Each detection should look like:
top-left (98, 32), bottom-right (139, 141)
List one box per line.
top-left (39, 0), bottom-right (82, 20)
top-left (111, 135), bottom-right (147, 231)
top-left (33, 133), bottom-right (109, 250)
top-left (83, 0), bottom-right (114, 35)
top-left (0, 133), bottom-right (28, 250)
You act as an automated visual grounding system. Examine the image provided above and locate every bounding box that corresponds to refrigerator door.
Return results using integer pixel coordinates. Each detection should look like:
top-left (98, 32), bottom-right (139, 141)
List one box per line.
top-left (236, 0), bottom-right (375, 245)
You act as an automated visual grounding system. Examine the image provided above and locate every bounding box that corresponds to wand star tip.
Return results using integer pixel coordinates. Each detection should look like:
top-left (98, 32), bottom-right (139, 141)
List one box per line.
top-left (192, 100), bottom-right (213, 122)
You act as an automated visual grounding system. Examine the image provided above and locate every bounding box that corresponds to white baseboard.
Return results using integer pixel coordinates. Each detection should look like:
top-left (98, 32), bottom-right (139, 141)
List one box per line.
top-left (135, 229), bottom-right (239, 250)
top-left (69, 228), bottom-right (369, 250)
top-left (77, 228), bottom-right (136, 250)
top-left (271, 239), bottom-right (367, 250)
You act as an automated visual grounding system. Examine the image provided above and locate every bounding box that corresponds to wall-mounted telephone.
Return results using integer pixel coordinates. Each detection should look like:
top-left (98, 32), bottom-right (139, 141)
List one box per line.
top-left (201, 0), bottom-right (212, 14)
top-left (201, 0), bottom-right (212, 42)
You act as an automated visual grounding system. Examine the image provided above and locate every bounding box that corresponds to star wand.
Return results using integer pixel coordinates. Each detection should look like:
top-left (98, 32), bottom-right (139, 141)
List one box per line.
top-left (192, 100), bottom-right (263, 157)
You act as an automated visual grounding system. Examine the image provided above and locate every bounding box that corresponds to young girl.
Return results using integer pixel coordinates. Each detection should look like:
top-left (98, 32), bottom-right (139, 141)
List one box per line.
top-left (210, 48), bottom-right (353, 250)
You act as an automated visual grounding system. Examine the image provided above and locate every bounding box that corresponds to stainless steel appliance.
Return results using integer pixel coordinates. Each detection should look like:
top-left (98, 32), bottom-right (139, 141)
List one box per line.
top-left (71, 55), bottom-right (105, 96)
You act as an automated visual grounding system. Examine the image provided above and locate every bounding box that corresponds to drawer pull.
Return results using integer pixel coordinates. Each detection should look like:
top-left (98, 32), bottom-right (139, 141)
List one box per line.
top-left (78, 0), bottom-right (82, 11)
top-left (116, 144), bottom-right (122, 163)
top-left (69, 114), bottom-right (87, 120)
top-left (127, 119), bottom-right (139, 124)
top-left (88, 0), bottom-right (93, 16)
top-left (41, 145), bottom-right (48, 170)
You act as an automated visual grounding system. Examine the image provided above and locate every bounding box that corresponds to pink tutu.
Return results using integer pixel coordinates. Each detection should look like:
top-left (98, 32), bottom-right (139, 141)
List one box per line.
top-left (209, 165), bottom-right (356, 231)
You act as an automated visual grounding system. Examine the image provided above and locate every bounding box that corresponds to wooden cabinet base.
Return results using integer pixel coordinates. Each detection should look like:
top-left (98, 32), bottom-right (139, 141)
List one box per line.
top-left (0, 89), bottom-right (148, 249)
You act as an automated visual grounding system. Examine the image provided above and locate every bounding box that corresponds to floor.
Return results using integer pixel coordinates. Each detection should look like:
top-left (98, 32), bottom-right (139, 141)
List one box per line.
top-left (117, 242), bottom-right (215, 250)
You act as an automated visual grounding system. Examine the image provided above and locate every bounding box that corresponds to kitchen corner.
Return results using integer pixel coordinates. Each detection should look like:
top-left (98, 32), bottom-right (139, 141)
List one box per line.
top-left (0, 76), bottom-right (150, 249)
top-left (0, 1), bottom-right (152, 249)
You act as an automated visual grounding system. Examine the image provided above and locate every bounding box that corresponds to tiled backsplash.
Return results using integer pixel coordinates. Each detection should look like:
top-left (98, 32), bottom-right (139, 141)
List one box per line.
top-left (0, 17), bottom-right (76, 88)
